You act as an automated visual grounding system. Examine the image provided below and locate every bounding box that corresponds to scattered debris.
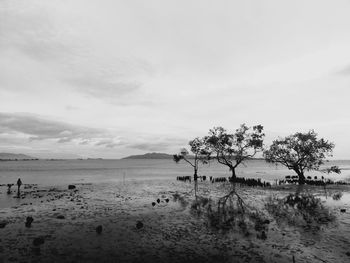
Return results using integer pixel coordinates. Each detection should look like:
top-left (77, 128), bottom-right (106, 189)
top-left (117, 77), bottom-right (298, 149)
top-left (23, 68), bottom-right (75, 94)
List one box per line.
top-left (332, 192), bottom-right (343, 201)
top-left (33, 237), bottom-right (45, 246)
top-left (0, 221), bottom-right (8, 228)
top-left (262, 219), bottom-right (270, 225)
top-left (257, 230), bottom-right (267, 240)
top-left (25, 216), bottom-right (34, 228)
top-left (136, 221), bottom-right (143, 229)
top-left (96, 225), bottom-right (102, 234)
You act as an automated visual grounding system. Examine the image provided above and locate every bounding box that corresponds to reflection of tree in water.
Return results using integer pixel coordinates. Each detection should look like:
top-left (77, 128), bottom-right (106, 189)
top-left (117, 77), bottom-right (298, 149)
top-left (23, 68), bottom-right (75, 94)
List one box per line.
top-left (184, 124), bottom-right (268, 237)
top-left (188, 192), bottom-right (271, 239)
top-left (265, 191), bottom-right (336, 242)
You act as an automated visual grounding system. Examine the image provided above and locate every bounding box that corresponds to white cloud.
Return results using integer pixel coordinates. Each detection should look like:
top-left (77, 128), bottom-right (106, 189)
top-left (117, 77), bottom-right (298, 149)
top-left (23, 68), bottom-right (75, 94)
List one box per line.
top-left (1, 0), bottom-right (350, 158)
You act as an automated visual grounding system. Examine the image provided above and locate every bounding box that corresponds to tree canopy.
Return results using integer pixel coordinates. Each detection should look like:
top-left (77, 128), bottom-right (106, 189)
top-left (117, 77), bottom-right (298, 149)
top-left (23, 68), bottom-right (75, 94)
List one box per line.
top-left (263, 130), bottom-right (340, 184)
top-left (204, 124), bottom-right (265, 180)
top-left (173, 137), bottom-right (209, 181)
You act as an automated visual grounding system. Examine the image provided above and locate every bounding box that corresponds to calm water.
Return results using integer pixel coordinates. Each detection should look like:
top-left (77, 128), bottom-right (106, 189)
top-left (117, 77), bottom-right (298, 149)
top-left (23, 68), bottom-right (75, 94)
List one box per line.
top-left (0, 159), bottom-right (349, 186)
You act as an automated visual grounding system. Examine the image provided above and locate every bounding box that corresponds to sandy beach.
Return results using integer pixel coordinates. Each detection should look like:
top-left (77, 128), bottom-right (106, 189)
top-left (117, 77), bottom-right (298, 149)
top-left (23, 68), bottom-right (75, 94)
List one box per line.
top-left (0, 179), bottom-right (349, 263)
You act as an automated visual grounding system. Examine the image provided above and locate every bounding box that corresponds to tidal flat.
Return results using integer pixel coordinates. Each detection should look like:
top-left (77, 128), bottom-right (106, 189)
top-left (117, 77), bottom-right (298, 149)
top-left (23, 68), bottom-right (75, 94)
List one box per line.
top-left (0, 180), bottom-right (349, 263)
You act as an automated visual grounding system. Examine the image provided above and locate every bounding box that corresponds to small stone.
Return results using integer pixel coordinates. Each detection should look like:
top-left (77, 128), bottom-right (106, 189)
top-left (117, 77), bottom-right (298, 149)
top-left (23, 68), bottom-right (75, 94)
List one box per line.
top-left (56, 215), bottom-right (65, 219)
top-left (156, 198), bottom-right (160, 204)
top-left (0, 221), bottom-right (8, 229)
top-left (257, 231), bottom-right (267, 240)
top-left (68, 185), bottom-right (76, 190)
top-left (96, 225), bottom-right (102, 234)
top-left (340, 209), bottom-right (346, 213)
top-left (33, 237), bottom-right (45, 246)
top-left (32, 247), bottom-right (41, 255)
top-left (165, 198), bottom-right (169, 203)
top-left (25, 216), bottom-right (34, 228)
top-left (151, 202), bottom-right (156, 207)
top-left (136, 221), bottom-right (143, 229)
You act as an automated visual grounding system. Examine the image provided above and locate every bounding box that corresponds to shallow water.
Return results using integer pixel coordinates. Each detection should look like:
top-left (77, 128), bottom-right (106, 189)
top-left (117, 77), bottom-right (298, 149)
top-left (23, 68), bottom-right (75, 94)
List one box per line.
top-left (1, 159), bottom-right (349, 186)
top-left (1, 159), bottom-right (350, 209)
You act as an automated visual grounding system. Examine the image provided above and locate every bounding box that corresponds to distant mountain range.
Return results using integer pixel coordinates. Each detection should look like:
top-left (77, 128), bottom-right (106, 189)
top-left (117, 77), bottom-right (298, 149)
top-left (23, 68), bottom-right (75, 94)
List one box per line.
top-left (123, 152), bottom-right (174, 159)
top-left (0, 152), bottom-right (266, 161)
top-left (0, 153), bottom-right (38, 161)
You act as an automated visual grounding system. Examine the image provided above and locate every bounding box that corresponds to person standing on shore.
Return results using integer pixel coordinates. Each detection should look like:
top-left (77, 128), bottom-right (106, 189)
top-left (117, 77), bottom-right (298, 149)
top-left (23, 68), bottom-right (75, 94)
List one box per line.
top-left (17, 178), bottom-right (22, 197)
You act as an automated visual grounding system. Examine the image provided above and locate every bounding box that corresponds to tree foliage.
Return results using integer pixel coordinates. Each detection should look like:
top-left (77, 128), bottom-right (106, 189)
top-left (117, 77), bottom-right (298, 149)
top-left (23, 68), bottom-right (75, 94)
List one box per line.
top-left (263, 130), bottom-right (339, 184)
top-left (204, 124), bottom-right (265, 180)
top-left (173, 137), bottom-right (209, 180)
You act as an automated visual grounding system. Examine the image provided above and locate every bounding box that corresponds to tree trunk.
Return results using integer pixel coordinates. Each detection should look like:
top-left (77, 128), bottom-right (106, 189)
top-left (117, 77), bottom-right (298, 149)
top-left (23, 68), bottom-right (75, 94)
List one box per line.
top-left (231, 168), bottom-right (236, 182)
top-left (194, 168), bottom-right (198, 197)
top-left (298, 171), bottom-right (305, 185)
top-left (293, 168), bottom-right (305, 185)
top-left (194, 168), bottom-right (198, 181)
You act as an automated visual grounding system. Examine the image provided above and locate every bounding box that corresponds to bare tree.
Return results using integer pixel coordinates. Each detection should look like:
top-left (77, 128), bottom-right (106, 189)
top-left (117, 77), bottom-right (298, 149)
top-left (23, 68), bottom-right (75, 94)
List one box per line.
top-left (173, 137), bottom-right (209, 196)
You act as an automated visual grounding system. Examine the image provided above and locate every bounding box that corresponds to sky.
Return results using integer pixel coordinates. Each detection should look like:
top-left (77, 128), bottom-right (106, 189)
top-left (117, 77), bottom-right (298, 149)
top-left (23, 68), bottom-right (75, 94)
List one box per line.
top-left (0, 0), bottom-right (350, 159)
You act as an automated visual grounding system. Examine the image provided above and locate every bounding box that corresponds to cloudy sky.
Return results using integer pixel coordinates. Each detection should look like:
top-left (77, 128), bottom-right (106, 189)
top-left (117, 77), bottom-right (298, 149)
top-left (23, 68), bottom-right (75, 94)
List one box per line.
top-left (1, 0), bottom-right (350, 159)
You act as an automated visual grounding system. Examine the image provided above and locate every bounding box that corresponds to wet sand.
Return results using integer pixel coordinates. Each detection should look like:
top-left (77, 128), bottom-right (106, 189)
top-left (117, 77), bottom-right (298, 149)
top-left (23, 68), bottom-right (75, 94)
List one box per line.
top-left (0, 180), bottom-right (350, 263)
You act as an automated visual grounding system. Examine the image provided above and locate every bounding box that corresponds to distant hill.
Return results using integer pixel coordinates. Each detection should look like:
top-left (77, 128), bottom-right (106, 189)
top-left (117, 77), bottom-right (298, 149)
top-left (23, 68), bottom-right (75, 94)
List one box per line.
top-left (122, 152), bottom-right (266, 161)
top-left (0, 153), bottom-right (38, 161)
top-left (123, 152), bottom-right (173, 159)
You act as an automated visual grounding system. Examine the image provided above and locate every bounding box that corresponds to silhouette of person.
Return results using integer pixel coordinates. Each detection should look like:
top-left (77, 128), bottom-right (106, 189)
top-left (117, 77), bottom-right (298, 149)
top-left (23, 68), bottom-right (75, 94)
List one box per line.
top-left (17, 178), bottom-right (22, 197)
